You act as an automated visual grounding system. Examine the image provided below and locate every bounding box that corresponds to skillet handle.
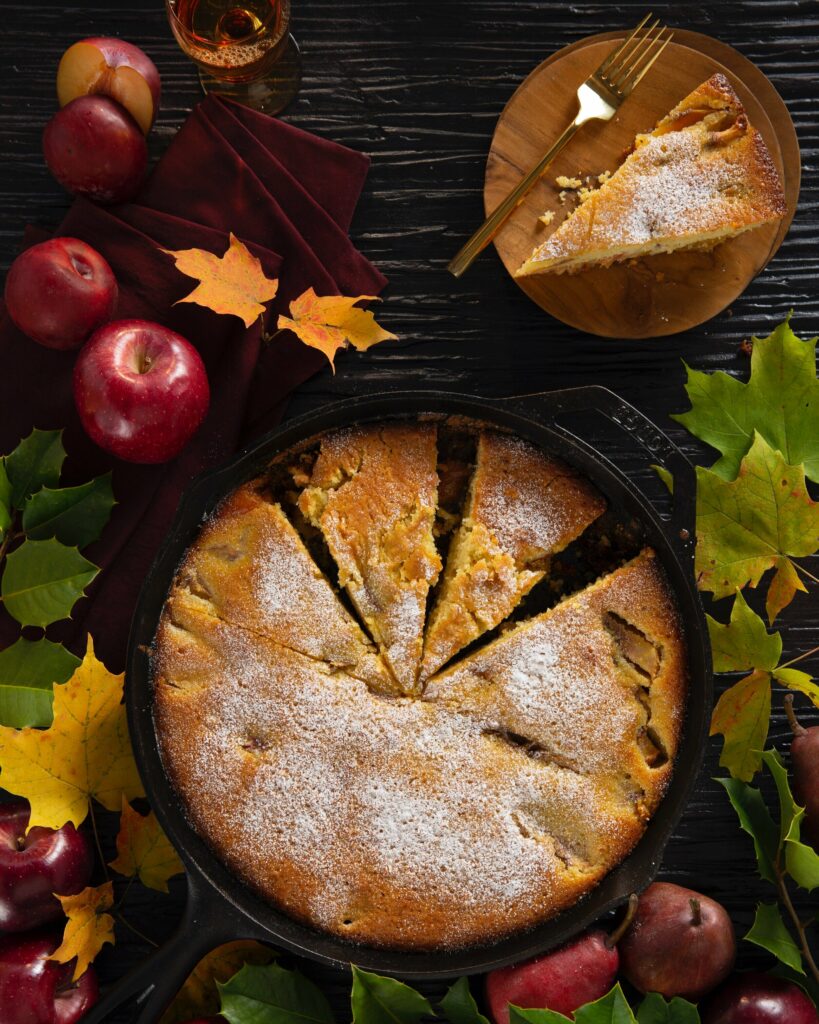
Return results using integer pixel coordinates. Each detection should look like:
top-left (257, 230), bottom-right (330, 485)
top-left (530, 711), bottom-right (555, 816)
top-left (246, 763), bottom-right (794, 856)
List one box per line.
top-left (492, 385), bottom-right (696, 564)
top-left (82, 873), bottom-right (267, 1024)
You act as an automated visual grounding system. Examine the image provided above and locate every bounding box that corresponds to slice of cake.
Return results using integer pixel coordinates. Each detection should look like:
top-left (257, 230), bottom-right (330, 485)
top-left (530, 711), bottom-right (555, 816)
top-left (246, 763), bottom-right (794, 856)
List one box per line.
top-left (173, 481), bottom-right (394, 694)
top-left (420, 432), bottom-right (606, 679)
top-left (516, 73), bottom-right (786, 277)
top-left (298, 423), bottom-right (441, 694)
top-left (423, 549), bottom-right (688, 805)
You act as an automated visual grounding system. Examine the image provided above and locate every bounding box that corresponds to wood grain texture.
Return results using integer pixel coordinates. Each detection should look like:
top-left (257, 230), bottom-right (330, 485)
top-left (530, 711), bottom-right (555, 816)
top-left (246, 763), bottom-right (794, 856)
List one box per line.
top-left (485, 34), bottom-right (799, 337)
top-left (0, 2), bottom-right (817, 1021)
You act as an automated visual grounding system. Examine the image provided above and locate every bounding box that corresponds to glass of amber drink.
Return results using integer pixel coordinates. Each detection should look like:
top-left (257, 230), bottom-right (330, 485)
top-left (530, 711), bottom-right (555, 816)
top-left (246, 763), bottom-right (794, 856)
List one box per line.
top-left (166, 0), bottom-right (301, 114)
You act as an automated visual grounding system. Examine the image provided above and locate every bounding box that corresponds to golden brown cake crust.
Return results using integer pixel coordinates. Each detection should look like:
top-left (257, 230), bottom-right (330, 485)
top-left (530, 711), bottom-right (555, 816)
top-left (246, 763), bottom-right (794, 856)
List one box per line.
top-left (421, 433), bottom-right (606, 678)
top-left (153, 422), bottom-right (690, 952)
top-left (516, 73), bottom-right (786, 277)
top-left (299, 423), bottom-right (441, 693)
top-left (172, 481), bottom-right (394, 693)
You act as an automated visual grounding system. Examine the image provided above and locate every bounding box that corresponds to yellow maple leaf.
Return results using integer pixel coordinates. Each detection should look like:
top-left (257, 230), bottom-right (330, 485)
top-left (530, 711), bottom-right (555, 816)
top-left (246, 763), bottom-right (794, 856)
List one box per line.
top-left (277, 287), bottom-right (397, 370)
top-left (51, 881), bottom-right (115, 981)
top-left (163, 233), bottom-right (279, 328)
top-left (160, 941), bottom-right (276, 1023)
top-left (0, 637), bottom-right (144, 829)
top-left (109, 796), bottom-right (184, 893)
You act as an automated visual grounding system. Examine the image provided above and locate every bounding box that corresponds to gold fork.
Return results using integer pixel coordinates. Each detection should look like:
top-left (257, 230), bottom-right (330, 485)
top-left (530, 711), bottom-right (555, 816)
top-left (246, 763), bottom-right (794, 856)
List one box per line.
top-left (447, 14), bottom-right (673, 278)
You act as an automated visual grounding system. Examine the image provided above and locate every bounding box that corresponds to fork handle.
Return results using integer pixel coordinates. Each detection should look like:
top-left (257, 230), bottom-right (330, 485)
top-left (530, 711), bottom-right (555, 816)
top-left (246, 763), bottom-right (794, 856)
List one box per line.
top-left (448, 119), bottom-right (580, 278)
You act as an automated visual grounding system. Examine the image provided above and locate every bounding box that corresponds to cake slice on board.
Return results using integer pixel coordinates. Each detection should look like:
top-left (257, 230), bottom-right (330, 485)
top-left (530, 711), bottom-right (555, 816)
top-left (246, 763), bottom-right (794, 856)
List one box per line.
top-left (516, 73), bottom-right (786, 277)
top-left (420, 432), bottom-right (606, 679)
top-left (298, 423), bottom-right (442, 694)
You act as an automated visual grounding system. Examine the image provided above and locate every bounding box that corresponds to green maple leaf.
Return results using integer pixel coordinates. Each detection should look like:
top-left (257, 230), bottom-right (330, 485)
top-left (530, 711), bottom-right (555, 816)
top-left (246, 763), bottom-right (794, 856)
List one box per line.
top-left (708, 595), bottom-right (819, 779)
top-left (674, 315), bottom-right (819, 483)
top-left (708, 590), bottom-right (782, 673)
top-left (696, 433), bottom-right (819, 622)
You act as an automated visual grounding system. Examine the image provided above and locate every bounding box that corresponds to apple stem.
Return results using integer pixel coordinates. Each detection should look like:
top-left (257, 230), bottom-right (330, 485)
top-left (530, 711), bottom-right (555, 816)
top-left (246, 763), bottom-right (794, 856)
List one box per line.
top-left (605, 892), bottom-right (639, 948)
top-left (784, 694), bottom-right (807, 737)
top-left (138, 352), bottom-right (153, 374)
top-left (689, 898), bottom-right (702, 927)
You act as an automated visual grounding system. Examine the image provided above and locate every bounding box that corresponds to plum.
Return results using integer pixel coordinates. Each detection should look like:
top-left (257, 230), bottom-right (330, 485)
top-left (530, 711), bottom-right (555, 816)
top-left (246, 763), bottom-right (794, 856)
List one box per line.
top-left (486, 929), bottom-right (619, 1024)
top-left (57, 37), bottom-right (160, 135)
top-left (785, 695), bottom-right (819, 850)
top-left (702, 971), bottom-right (818, 1023)
top-left (618, 882), bottom-right (735, 1001)
top-left (43, 95), bottom-right (147, 204)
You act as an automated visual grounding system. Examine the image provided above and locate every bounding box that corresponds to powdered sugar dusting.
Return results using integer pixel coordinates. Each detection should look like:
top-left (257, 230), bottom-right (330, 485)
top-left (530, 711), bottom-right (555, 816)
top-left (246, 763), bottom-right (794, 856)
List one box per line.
top-left (537, 131), bottom-right (746, 262)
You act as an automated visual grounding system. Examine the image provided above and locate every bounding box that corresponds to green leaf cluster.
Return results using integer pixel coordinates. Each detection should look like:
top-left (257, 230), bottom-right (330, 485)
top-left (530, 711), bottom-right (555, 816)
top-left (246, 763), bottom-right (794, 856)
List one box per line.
top-left (216, 966), bottom-right (698, 1024)
top-left (0, 429), bottom-right (115, 728)
top-left (721, 749), bottom-right (819, 987)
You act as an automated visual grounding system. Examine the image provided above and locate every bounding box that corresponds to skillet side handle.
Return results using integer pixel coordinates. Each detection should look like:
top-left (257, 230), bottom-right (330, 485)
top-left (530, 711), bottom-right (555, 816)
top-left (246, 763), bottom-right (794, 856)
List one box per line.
top-left (82, 874), bottom-right (265, 1024)
top-left (500, 385), bottom-right (697, 566)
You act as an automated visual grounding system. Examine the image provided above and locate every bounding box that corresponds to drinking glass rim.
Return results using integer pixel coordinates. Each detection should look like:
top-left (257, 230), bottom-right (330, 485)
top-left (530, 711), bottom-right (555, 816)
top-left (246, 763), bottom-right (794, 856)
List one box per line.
top-left (164, 0), bottom-right (286, 41)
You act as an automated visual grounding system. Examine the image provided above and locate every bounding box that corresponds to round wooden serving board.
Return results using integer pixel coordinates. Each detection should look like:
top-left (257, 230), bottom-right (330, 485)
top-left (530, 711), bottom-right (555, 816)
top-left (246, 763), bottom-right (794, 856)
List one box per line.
top-left (484, 31), bottom-right (800, 339)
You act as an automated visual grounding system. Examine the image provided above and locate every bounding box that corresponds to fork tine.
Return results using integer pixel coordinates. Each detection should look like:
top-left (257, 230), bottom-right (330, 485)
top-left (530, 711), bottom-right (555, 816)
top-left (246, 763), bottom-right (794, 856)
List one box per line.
top-left (595, 12), bottom-right (653, 77)
top-left (615, 28), bottom-right (673, 94)
top-left (605, 19), bottom-right (662, 89)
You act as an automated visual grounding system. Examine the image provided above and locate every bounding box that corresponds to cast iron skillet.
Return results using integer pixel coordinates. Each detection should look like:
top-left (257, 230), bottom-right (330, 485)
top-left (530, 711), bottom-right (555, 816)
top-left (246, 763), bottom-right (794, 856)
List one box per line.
top-left (86, 387), bottom-right (712, 1023)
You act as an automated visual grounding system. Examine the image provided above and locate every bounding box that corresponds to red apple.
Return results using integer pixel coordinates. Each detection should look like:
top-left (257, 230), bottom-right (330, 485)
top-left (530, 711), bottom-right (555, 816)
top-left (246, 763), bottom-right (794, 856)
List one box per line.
top-left (0, 931), bottom-right (98, 1024)
top-left (4, 238), bottom-right (117, 351)
top-left (43, 95), bottom-right (147, 204)
top-left (57, 37), bottom-right (160, 135)
top-left (73, 319), bottom-right (210, 463)
top-left (702, 972), bottom-right (818, 1024)
top-left (486, 930), bottom-right (619, 1024)
top-left (0, 800), bottom-right (93, 933)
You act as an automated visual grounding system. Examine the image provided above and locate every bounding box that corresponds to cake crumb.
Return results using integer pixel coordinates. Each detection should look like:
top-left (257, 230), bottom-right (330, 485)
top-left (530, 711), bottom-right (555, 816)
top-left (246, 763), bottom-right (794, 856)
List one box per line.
top-left (555, 175), bottom-right (583, 189)
top-left (558, 190), bottom-right (568, 203)
top-left (597, 170), bottom-right (612, 185)
top-left (577, 187), bottom-right (595, 204)
top-left (538, 210), bottom-right (555, 226)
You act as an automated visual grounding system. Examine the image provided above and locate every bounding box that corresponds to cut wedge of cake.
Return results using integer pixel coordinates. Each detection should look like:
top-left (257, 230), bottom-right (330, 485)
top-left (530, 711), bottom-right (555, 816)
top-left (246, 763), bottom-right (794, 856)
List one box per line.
top-left (516, 73), bottom-right (786, 277)
top-left (420, 432), bottom-right (606, 679)
top-left (423, 549), bottom-right (688, 806)
top-left (298, 423), bottom-right (442, 694)
top-left (173, 481), bottom-right (394, 694)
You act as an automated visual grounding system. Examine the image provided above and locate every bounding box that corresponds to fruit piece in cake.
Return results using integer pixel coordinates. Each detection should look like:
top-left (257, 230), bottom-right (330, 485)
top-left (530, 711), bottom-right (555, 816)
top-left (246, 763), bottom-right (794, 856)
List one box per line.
top-left (421, 432), bottom-right (606, 678)
top-left (173, 481), bottom-right (395, 694)
top-left (516, 73), bottom-right (786, 277)
top-left (298, 424), bottom-right (441, 694)
top-left (424, 548), bottom-right (688, 804)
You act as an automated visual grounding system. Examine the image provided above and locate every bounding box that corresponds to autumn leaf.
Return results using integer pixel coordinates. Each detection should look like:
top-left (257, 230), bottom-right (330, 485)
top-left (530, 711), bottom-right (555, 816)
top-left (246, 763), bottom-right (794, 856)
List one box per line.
top-left (161, 941), bottom-right (277, 1024)
top-left (277, 287), bottom-right (397, 370)
top-left (50, 881), bottom-right (115, 981)
top-left (674, 315), bottom-right (819, 484)
top-left (711, 669), bottom-right (772, 782)
top-left (109, 797), bottom-right (184, 893)
top-left (708, 593), bottom-right (819, 779)
top-left (163, 233), bottom-right (279, 328)
top-left (708, 590), bottom-right (782, 674)
top-left (0, 636), bottom-right (144, 829)
top-left (695, 433), bottom-right (819, 621)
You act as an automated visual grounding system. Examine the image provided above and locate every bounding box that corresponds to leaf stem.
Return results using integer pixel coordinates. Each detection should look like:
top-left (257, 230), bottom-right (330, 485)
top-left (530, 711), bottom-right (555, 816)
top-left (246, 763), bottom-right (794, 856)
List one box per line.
top-left (88, 802), bottom-right (110, 884)
top-left (794, 562), bottom-right (819, 586)
top-left (113, 910), bottom-right (159, 949)
top-left (775, 852), bottom-right (819, 985)
top-left (778, 644), bottom-right (819, 671)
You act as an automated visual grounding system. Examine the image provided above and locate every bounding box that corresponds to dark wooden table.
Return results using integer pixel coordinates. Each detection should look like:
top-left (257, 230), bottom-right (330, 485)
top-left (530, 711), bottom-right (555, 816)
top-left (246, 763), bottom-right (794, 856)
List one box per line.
top-left (1, 2), bottom-right (817, 1021)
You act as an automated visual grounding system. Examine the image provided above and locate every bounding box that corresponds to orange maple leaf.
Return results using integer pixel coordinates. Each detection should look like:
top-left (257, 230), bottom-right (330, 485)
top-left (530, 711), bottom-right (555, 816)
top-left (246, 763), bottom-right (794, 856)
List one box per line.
top-left (277, 287), bottom-right (397, 370)
top-left (163, 233), bottom-right (279, 328)
top-left (50, 881), bottom-right (115, 981)
top-left (109, 796), bottom-right (184, 893)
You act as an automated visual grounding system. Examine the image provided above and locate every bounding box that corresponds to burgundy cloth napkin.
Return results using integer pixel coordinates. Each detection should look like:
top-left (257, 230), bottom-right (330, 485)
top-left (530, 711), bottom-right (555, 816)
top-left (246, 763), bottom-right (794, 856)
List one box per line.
top-left (0, 97), bottom-right (386, 670)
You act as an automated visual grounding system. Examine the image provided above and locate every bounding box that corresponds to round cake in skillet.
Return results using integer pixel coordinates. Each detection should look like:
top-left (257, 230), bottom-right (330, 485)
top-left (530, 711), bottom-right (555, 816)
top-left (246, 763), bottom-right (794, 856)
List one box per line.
top-left (153, 419), bottom-right (689, 950)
